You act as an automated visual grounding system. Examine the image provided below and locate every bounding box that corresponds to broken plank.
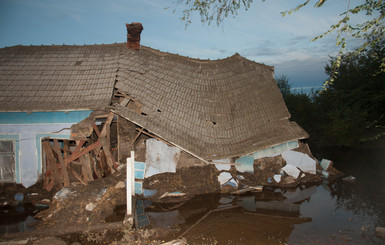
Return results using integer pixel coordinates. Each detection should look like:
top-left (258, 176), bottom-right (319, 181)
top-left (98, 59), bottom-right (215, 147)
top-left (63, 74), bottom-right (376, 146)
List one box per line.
top-left (92, 123), bottom-right (101, 137)
top-left (99, 136), bottom-right (116, 173)
top-left (130, 128), bottom-right (144, 146)
top-left (68, 166), bottom-right (86, 185)
top-left (136, 128), bottom-right (171, 146)
top-left (65, 140), bottom-right (102, 165)
top-left (42, 141), bottom-right (63, 190)
top-left (72, 140), bottom-right (86, 155)
top-left (81, 153), bottom-right (94, 182)
top-left (52, 139), bottom-right (70, 187)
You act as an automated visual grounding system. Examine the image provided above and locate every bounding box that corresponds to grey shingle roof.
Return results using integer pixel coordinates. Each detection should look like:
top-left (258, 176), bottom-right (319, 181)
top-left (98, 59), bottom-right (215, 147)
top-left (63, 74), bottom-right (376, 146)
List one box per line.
top-left (0, 43), bottom-right (308, 160)
top-left (112, 46), bottom-right (308, 160)
top-left (0, 44), bottom-right (121, 111)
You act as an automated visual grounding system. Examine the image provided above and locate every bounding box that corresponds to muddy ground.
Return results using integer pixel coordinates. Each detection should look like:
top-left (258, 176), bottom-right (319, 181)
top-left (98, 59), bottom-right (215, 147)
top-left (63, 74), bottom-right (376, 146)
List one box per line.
top-left (0, 158), bottom-right (344, 244)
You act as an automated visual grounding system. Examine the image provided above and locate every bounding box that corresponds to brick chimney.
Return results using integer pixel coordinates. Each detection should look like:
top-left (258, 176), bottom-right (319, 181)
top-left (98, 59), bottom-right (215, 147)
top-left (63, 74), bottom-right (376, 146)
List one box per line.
top-left (126, 23), bottom-right (143, 51)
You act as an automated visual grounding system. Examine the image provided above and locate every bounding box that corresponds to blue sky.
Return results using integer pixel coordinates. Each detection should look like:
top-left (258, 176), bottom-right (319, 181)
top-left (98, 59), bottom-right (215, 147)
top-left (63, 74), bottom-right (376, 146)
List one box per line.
top-left (0, 0), bottom-right (364, 91)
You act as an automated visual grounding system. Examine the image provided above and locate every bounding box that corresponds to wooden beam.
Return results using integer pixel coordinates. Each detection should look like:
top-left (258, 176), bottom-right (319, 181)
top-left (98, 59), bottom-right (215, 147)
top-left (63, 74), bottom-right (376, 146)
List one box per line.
top-left (99, 136), bottom-right (116, 173)
top-left (136, 128), bottom-right (171, 146)
top-left (80, 153), bottom-right (94, 182)
top-left (42, 141), bottom-right (62, 190)
top-left (52, 139), bottom-right (70, 187)
top-left (72, 140), bottom-right (86, 155)
top-left (130, 128), bottom-right (144, 146)
top-left (68, 166), bottom-right (86, 185)
top-left (92, 123), bottom-right (101, 137)
top-left (65, 140), bottom-right (102, 165)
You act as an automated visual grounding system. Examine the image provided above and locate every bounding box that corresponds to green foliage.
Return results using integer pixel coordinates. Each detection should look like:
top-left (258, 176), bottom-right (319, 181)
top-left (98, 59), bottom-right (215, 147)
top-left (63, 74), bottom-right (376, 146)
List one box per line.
top-left (275, 75), bottom-right (291, 98)
top-left (281, 40), bottom-right (385, 147)
top-left (172, 0), bottom-right (255, 26)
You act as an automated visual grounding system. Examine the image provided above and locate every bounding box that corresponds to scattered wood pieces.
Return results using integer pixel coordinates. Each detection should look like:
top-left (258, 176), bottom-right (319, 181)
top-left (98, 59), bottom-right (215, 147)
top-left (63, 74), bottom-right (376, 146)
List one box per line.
top-left (231, 186), bottom-right (263, 195)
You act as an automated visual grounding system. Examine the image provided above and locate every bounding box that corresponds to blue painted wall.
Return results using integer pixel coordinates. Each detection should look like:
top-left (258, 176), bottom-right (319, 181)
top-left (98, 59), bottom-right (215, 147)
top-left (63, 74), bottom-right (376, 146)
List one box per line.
top-left (0, 111), bottom-right (92, 124)
top-left (0, 110), bottom-right (93, 187)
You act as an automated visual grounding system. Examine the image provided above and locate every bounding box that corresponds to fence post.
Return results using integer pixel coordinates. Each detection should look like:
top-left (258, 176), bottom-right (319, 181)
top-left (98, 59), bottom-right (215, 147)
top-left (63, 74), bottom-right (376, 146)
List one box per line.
top-left (126, 152), bottom-right (133, 216)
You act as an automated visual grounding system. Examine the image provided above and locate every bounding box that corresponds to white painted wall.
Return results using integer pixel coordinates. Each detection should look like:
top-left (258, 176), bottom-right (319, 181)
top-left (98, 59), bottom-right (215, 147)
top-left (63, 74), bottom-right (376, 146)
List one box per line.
top-left (145, 139), bottom-right (181, 178)
top-left (0, 124), bottom-right (72, 187)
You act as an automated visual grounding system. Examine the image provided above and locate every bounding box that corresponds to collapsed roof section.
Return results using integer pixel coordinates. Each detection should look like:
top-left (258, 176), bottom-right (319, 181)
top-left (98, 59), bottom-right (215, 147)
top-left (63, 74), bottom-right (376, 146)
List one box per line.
top-left (111, 46), bottom-right (309, 161)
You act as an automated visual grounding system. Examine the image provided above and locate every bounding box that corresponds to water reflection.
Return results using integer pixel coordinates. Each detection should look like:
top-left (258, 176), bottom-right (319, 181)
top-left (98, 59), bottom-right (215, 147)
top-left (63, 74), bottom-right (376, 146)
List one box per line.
top-left (131, 142), bottom-right (385, 244)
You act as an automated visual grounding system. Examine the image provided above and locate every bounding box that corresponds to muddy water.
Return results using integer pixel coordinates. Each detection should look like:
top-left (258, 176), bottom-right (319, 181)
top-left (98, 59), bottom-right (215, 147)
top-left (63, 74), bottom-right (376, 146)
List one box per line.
top-left (137, 143), bottom-right (385, 244)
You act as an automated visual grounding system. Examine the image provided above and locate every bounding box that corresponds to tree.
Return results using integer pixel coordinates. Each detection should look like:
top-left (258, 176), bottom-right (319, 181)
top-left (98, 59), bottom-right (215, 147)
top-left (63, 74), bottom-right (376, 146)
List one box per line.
top-left (275, 75), bottom-right (291, 99)
top-left (173, 0), bottom-right (385, 84)
top-left (314, 39), bottom-right (385, 146)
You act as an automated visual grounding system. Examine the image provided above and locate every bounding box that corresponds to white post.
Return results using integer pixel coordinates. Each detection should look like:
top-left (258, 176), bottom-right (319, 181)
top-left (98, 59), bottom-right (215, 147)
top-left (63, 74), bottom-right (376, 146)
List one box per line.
top-left (131, 151), bottom-right (135, 194)
top-left (126, 154), bottom-right (132, 215)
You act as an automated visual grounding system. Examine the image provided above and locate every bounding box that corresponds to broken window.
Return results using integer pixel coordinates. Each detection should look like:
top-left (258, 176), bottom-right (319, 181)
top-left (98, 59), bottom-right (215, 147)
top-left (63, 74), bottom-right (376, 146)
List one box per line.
top-left (0, 140), bottom-right (15, 182)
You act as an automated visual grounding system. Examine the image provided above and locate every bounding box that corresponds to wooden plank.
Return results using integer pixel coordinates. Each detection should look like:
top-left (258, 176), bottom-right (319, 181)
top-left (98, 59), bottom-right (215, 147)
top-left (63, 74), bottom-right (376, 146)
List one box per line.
top-left (68, 166), bottom-right (86, 185)
top-left (65, 140), bottom-right (102, 165)
top-left (63, 140), bottom-right (69, 165)
top-left (99, 136), bottom-right (116, 173)
top-left (72, 140), bottom-right (86, 155)
top-left (92, 123), bottom-right (101, 137)
top-left (52, 139), bottom-right (70, 187)
top-left (83, 153), bottom-right (94, 182)
top-left (136, 128), bottom-right (171, 145)
top-left (42, 141), bottom-right (62, 190)
top-left (130, 128), bottom-right (143, 146)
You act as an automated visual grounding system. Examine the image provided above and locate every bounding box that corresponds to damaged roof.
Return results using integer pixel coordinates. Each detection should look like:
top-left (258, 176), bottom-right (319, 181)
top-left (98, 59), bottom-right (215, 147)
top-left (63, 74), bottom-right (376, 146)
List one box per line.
top-left (112, 46), bottom-right (308, 161)
top-left (0, 43), bottom-right (308, 160)
top-left (0, 44), bottom-right (120, 111)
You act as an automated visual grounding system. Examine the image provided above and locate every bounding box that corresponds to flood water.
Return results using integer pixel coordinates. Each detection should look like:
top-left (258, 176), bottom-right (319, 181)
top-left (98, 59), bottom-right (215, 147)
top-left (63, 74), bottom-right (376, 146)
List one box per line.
top-left (136, 142), bottom-right (385, 244)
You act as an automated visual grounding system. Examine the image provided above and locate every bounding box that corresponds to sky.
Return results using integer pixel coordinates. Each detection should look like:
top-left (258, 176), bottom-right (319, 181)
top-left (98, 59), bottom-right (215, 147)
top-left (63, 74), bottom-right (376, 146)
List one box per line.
top-left (0, 0), bottom-right (365, 91)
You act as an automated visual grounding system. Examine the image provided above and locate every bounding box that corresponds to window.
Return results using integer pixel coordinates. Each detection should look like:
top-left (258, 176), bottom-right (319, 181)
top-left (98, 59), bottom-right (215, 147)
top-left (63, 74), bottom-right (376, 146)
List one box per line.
top-left (0, 140), bottom-right (15, 182)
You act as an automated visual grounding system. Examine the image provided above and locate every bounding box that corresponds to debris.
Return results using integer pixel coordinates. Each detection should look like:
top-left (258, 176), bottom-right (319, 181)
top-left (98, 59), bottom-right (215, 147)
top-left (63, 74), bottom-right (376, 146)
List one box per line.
top-left (214, 161), bottom-right (232, 171)
top-left (282, 164), bottom-right (300, 179)
top-left (282, 176), bottom-right (296, 184)
top-left (375, 227), bottom-right (385, 239)
top-left (231, 186), bottom-right (263, 195)
top-left (115, 181), bottom-right (125, 189)
top-left (85, 203), bottom-right (97, 211)
top-left (235, 155), bottom-right (254, 173)
top-left (135, 181), bottom-right (143, 194)
top-left (223, 179), bottom-right (238, 188)
top-left (54, 188), bottom-right (74, 201)
top-left (320, 159), bottom-right (333, 171)
top-left (282, 150), bottom-right (316, 174)
top-left (342, 175), bottom-right (356, 182)
top-left (29, 193), bottom-right (39, 196)
top-left (14, 193), bottom-right (24, 202)
top-left (35, 203), bottom-right (50, 208)
top-left (37, 199), bottom-right (51, 205)
top-left (237, 175), bottom-right (245, 180)
top-left (0, 239), bottom-right (29, 245)
top-left (96, 188), bottom-right (108, 201)
top-left (161, 238), bottom-right (187, 245)
top-left (143, 189), bottom-right (157, 198)
top-left (321, 170), bottom-right (329, 178)
top-left (160, 192), bottom-right (186, 199)
top-left (145, 139), bottom-right (180, 178)
top-left (218, 172), bottom-right (232, 185)
top-left (135, 161), bottom-right (146, 179)
top-left (273, 175), bottom-right (282, 183)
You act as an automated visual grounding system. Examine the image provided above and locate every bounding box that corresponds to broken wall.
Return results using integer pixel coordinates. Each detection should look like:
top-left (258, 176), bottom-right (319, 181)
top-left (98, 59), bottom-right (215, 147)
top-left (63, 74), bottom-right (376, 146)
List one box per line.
top-left (0, 111), bottom-right (92, 187)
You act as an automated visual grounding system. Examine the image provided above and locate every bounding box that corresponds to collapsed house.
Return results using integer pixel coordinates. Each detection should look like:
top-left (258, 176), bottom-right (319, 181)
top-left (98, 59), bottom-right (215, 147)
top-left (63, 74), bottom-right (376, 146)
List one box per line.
top-left (0, 23), bottom-right (326, 198)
